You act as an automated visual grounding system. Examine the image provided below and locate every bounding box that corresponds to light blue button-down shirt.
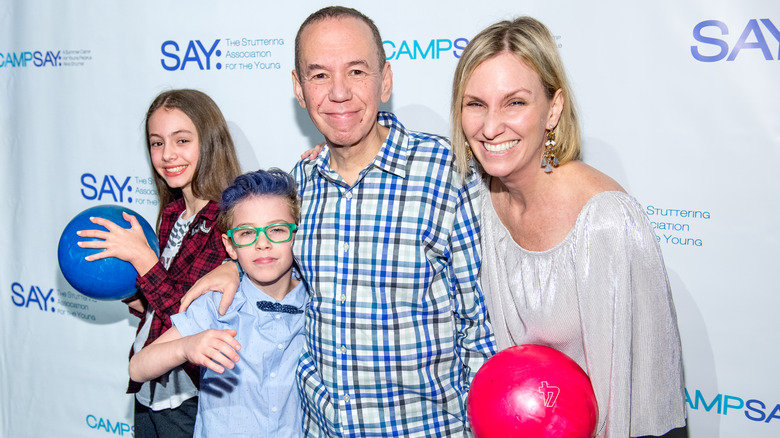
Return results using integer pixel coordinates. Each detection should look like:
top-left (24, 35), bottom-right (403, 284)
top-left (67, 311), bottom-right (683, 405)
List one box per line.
top-left (172, 272), bottom-right (307, 437)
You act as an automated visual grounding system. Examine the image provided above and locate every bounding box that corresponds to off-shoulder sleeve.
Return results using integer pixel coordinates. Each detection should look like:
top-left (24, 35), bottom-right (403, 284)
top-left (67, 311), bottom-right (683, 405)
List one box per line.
top-left (574, 192), bottom-right (686, 437)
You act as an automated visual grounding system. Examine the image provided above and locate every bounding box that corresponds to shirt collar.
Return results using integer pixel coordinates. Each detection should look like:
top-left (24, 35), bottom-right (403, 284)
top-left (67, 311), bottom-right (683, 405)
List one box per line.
top-left (310, 111), bottom-right (409, 181)
top-left (373, 111), bottom-right (408, 179)
top-left (196, 201), bottom-right (220, 222)
top-left (238, 265), bottom-right (309, 310)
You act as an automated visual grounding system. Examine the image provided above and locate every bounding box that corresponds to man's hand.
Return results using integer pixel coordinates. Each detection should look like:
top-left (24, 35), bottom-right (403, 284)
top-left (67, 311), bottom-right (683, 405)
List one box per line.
top-left (300, 141), bottom-right (326, 160)
top-left (179, 261), bottom-right (240, 315)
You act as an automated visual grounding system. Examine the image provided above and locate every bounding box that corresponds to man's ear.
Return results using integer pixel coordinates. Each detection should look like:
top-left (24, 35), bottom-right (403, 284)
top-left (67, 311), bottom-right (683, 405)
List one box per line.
top-left (222, 234), bottom-right (238, 260)
top-left (292, 70), bottom-right (307, 109)
top-left (380, 62), bottom-right (393, 103)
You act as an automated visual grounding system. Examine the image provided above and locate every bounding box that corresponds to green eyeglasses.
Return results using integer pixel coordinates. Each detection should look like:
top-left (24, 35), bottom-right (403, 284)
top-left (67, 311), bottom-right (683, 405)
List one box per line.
top-left (226, 223), bottom-right (297, 247)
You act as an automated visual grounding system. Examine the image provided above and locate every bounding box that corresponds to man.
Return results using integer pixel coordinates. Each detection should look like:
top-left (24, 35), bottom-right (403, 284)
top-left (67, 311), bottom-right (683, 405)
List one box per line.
top-left (183, 6), bottom-right (495, 437)
top-left (290, 7), bottom-right (494, 437)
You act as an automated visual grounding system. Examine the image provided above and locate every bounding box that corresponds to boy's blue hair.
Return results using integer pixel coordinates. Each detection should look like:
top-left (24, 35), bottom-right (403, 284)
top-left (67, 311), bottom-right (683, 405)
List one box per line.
top-left (217, 168), bottom-right (300, 232)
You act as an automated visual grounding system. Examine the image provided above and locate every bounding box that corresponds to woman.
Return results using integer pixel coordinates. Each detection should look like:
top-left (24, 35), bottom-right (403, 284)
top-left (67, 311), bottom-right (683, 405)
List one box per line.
top-left (451, 17), bottom-right (686, 437)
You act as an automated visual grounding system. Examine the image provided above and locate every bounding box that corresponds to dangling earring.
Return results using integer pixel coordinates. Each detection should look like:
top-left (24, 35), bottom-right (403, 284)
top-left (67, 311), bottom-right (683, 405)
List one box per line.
top-left (465, 141), bottom-right (473, 162)
top-left (541, 125), bottom-right (559, 173)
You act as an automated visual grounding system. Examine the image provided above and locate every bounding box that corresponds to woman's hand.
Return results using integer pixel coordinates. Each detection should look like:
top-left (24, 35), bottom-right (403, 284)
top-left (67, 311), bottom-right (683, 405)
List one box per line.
top-left (76, 212), bottom-right (158, 276)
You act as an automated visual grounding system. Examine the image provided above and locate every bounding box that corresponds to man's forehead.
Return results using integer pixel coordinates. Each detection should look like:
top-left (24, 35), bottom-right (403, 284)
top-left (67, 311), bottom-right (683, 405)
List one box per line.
top-left (298, 16), bottom-right (377, 60)
top-left (300, 15), bottom-right (370, 37)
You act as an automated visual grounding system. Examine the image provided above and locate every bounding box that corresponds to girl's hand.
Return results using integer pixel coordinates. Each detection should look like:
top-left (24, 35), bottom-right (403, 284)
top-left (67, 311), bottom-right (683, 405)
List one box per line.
top-left (76, 212), bottom-right (158, 275)
top-left (300, 141), bottom-right (326, 160)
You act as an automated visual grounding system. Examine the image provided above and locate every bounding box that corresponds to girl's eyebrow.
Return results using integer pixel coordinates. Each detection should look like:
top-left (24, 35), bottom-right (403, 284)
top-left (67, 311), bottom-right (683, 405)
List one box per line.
top-left (148, 129), bottom-right (195, 138)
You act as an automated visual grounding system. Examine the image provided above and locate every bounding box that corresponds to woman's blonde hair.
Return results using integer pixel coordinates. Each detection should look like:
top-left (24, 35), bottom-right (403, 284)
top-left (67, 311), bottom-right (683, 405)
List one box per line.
top-left (451, 17), bottom-right (581, 176)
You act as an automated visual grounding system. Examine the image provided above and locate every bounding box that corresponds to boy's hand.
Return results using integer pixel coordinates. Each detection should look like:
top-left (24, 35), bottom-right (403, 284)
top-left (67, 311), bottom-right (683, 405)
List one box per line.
top-left (179, 262), bottom-right (240, 315)
top-left (181, 329), bottom-right (241, 374)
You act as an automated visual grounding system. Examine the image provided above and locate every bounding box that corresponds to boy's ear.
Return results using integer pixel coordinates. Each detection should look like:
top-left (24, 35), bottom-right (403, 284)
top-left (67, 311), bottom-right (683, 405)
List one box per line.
top-left (221, 234), bottom-right (238, 260)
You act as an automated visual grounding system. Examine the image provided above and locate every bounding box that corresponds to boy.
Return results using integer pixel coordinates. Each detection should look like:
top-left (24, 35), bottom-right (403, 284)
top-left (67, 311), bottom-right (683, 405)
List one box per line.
top-left (129, 168), bottom-right (307, 437)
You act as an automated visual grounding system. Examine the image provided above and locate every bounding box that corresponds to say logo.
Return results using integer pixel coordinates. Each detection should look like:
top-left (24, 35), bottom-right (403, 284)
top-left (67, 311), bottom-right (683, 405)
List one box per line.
top-left (81, 173), bottom-right (133, 204)
top-left (692, 19), bottom-right (780, 62)
top-left (160, 39), bottom-right (222, 70)
top-left (11, 283), bottom-right (55, 313)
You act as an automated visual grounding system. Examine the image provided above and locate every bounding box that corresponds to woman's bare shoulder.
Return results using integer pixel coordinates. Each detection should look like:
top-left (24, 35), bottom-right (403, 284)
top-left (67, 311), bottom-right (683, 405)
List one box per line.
top-left (562, 161), bottom-right (625, 200)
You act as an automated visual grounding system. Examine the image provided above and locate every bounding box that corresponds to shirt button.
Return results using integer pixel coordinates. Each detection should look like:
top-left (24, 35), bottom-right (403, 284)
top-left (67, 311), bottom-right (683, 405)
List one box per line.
top-left (343, 394), bottom-right (350, 402)
top-left (340, 294), bottom-right (346, 303)
top-left (271, 406), bottom-right (278, 412)
top-left (340, 345), bottom-right (347, 354)
top-left (345, 192), bottom-right (352, 200)
top-left (270, 372), bottom-right (277, 378)
top-left (275, 314), bottom-right (281, 319)
top-left (277, 343), bottom-right (284, 350)
top-left (342, 243), bottom-right (349, 252)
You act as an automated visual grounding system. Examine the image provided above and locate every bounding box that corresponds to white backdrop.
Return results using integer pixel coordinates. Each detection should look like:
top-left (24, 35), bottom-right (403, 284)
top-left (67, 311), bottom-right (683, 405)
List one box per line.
top-left (2, 0), bottom-right (779, 436)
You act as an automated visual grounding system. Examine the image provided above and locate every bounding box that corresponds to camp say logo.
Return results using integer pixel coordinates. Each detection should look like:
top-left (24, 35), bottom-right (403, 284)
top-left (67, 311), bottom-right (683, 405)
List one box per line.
top-left (686, 388), bottom-right (780, 424)
top-left (383, 37), bottom-right (469, 60)
top-left (0, 49), bottom-right (93, 68)
top-left (0, 50), bottom-right (61, 67)
top-left (86, 414), bottom-right (134, 436)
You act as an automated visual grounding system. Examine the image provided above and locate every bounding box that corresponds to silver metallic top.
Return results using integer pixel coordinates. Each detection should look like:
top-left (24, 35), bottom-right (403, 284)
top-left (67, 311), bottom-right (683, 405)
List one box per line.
top-left (479, 180), bottom-right (686, 437)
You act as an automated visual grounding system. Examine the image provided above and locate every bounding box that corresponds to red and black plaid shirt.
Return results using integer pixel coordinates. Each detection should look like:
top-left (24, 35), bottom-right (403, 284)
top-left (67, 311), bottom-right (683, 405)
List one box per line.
top-left (124, 198), bottom-right (227, 393)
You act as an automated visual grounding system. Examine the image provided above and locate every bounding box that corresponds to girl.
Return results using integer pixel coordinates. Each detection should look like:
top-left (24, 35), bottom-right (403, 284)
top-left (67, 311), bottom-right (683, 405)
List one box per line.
top-left (78, 89), bottom-right (242, 437)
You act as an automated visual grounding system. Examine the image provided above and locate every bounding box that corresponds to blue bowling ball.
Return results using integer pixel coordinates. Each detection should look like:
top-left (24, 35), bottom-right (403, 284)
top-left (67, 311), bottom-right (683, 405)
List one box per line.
top-left (58, 205), bottom-right (159, 300)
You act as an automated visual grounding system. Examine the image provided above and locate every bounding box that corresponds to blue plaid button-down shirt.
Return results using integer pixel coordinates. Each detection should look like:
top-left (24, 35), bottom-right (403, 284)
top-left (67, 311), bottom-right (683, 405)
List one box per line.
top-left (293, 112), bottom-right (496, 437)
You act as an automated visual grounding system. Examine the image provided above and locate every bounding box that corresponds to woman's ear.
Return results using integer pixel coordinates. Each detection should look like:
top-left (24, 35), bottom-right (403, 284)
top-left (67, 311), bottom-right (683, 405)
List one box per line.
top-left (548, 88), bottom-right (564, 128)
